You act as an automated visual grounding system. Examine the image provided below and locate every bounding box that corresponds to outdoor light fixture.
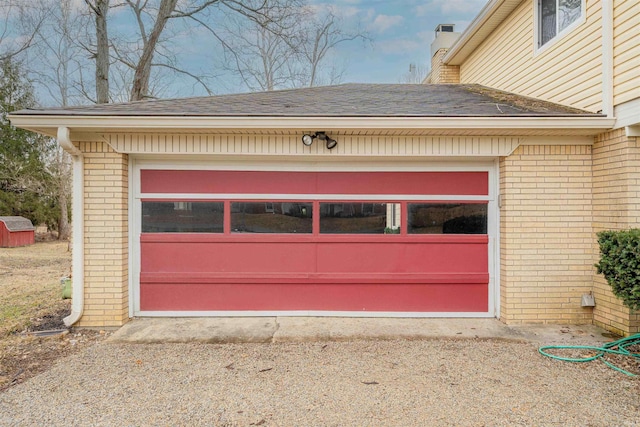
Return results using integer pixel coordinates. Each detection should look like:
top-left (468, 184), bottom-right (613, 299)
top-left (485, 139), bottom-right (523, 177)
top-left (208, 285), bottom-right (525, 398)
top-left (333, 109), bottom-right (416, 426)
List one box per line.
top-left (301, 131), bottom-right (338, 150)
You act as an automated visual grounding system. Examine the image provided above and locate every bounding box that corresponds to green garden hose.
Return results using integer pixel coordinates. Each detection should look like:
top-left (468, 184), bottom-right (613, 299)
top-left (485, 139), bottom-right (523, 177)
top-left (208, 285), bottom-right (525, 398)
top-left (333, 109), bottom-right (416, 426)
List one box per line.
top-left (539, 333), bottom-right (640, 376)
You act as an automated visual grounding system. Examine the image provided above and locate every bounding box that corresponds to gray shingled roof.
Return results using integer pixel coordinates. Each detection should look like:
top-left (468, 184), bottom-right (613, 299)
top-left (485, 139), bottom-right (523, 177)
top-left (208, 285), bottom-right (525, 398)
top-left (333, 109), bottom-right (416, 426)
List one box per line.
top-left (13, 84), bottom-right (598, 117)
top-left (0, 216), bottom-right (35, 232)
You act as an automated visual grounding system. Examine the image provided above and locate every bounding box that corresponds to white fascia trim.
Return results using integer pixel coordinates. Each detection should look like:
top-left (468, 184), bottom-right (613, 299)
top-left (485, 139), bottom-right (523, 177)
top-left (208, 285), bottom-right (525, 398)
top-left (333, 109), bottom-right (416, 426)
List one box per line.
top-left (135, 310), bottom-right (494, 318)
top-left (57, 127), bottom-right (85, 328)
top-left (443, 0), bottom-right (504, 65)
top-left (139, 193), bottom-right (491, 201)
top-left (615, 98), bottom-right (640, 132)
top-left (602, 0), bottom-right (614, 117)
top-left (7, 115), bottom-right (616, 133)
top-left (627, 126), bottom-right (640, 137)
top-left (520, 135), bottom-right (594, 145)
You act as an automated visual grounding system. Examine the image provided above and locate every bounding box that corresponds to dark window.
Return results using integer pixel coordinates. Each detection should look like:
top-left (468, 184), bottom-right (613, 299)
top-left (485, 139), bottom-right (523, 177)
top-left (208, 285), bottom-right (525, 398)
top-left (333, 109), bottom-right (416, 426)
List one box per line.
top-left (539, 0), bottom-right (582, 47)
top-left (320, 203), bottom-right (397, 234)
top-left (142, 201), bottom-right (223, 233)
top-left (231, 202), bottom-right (312, 233)
top-left (408, 203), bottom-right (487, 234)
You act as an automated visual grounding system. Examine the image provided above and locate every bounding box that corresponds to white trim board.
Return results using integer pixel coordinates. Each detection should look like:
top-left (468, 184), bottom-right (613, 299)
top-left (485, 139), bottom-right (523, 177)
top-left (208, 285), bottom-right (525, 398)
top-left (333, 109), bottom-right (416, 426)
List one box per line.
top-left (615, 98), bottom-right (640, 132)
top-left (129, 158), bottom-right (500, 319)
top-left (139, 194), bottom-right (493, 202)
top-left (135, 310), bottom-right (495, 318)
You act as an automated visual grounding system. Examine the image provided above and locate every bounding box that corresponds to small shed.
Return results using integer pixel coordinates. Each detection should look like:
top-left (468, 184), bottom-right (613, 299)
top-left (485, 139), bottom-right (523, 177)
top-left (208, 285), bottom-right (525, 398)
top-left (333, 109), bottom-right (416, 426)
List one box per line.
top-left (0, 216), bottom-right (35, 248)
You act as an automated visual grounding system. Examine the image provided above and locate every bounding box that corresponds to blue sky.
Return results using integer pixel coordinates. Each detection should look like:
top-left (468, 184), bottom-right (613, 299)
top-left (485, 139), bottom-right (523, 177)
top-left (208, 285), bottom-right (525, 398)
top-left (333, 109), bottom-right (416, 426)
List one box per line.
top-left (309, 0), bottom-right (487, 84)
top-left (162, 0), bottom-right (488, 95)
top-left (4, 0), bottom-right (489, 104)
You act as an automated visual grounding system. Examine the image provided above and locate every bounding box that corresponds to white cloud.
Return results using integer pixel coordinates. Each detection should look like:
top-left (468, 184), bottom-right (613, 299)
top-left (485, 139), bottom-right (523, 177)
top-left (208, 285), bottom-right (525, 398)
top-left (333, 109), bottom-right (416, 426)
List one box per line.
top-left (308, 3), bottom-right (369, 20)
top-left (374, 31), bottom-right (431, 55)
top-left (415, 0), bottom-right (486, 17)
top-left (375, 38), bottom-right (422, 55)
top-left (369, 14), bottom-right (404, 33)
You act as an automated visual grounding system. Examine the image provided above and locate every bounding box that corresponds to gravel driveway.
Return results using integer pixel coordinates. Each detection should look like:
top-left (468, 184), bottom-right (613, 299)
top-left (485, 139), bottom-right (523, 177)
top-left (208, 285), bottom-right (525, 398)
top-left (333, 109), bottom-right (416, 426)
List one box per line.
top-left (1, 339), bottom-right (638, 426)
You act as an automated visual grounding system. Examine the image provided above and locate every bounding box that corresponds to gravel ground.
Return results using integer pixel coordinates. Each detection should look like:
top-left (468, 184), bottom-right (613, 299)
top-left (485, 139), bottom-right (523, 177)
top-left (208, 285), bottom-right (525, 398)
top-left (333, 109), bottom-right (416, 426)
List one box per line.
top-left (0, 339), bottom-right (638, 427)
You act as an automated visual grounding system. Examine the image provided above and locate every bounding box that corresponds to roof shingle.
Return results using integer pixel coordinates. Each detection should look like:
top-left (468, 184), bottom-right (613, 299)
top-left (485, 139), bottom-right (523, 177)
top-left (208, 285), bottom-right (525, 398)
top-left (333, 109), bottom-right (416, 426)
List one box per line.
top-left (13, 84), bottom-right (598, 117)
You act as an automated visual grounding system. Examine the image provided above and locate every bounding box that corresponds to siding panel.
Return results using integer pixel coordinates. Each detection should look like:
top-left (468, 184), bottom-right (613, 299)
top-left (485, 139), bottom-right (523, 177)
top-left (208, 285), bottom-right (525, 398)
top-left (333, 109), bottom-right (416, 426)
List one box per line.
top-left (613, 0), bottom-right (640, 104)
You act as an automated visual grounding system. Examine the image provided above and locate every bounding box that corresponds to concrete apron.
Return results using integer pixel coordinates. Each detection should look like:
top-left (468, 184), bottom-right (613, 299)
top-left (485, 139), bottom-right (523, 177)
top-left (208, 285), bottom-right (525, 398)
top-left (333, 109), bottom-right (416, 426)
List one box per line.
top-left (107, 317), bottom-right (615, 345)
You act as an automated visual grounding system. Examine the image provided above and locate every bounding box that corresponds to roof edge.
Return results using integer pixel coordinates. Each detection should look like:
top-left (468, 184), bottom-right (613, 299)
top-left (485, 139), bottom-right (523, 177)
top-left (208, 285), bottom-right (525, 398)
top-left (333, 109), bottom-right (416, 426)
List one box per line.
top-left (443, 0), bottom-right (520, 66)
top-left (8, 115), bottom-right (615, 138)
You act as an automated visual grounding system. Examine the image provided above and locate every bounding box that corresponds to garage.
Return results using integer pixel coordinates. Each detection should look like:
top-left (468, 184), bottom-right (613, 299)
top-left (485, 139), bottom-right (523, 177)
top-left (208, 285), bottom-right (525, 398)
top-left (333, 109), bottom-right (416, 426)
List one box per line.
top-left (135, 167), bottom-right (493, 316)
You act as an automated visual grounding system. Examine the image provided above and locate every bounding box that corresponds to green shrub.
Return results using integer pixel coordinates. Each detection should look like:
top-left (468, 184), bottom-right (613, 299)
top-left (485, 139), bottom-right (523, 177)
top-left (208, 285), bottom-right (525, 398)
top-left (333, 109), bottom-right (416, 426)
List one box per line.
top-left (595, 229), bottom-right (640, 310)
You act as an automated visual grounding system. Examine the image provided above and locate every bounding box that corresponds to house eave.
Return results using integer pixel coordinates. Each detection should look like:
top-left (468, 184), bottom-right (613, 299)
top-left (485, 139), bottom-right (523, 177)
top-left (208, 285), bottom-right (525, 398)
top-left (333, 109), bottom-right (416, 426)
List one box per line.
top-left (8, 115), bottom-right (615, 139)
top-left (443, 0), bottom-right (523, 66)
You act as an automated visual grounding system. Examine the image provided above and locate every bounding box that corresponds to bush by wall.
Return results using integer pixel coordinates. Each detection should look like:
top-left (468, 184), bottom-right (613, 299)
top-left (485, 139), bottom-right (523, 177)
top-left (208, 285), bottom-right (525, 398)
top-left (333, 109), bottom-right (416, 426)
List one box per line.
top-left (595, 229), bottom-right (640, 311)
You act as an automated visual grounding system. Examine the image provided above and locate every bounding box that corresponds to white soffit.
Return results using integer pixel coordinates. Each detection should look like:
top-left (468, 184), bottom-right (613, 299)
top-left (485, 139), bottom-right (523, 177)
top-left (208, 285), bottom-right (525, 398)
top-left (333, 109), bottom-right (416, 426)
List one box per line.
top-left (444, 0), bottom-right (524, 66)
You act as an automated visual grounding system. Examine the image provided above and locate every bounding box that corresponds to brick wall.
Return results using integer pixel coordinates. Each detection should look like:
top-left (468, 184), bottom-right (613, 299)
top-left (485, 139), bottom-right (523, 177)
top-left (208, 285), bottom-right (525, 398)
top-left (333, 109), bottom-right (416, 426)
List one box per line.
top-left (430, 48), bottom-right (460, 84)
top-left (78, 141), bottom-right (129, 327)
top-left (592, 129), bottom-right (640, 335)
top-left (500, 145), bottom-right (594, 324)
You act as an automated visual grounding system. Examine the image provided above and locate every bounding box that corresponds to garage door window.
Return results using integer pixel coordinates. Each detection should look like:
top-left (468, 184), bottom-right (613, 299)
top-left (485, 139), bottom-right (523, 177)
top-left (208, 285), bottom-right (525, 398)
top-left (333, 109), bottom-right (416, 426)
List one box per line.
top-left (231, 202), bottom-right (312, 233)
top-left (408, 203), bottom-right (487, 234)
top-left (142, 201), bottom-right (224, 233)
top-left (320, 202), bottom-right (400, 234)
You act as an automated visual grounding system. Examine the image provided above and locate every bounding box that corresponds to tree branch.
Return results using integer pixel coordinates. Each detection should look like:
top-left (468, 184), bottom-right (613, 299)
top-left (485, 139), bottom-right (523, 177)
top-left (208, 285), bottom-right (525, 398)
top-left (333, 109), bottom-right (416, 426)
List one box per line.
top-left (151, 62), bottom-right (213, 95)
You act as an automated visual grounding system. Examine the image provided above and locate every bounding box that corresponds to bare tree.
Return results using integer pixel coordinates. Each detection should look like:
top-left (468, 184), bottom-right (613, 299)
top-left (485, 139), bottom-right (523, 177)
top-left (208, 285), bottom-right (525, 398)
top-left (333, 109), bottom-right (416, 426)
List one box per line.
top-left (296, 6), bottom-right (368, 87)
top-left (0, 1), bottom-right (47, 61)
top-left (398, 63), bottom-right (429, 84)
top-left (97, 0), bottom-right (272, 101)
top-left (219, 1), bottom-right (369, 91)
top-left (85, 0), bottom-right (110, 103)
top-left (126, 0), bottom-right (179, 101)
top-left (11, 0), bottom-right (365, 104)
top-left (45, 143), bottom-right (72, 240)
top-left (219, 0), bottom-right (302, 91)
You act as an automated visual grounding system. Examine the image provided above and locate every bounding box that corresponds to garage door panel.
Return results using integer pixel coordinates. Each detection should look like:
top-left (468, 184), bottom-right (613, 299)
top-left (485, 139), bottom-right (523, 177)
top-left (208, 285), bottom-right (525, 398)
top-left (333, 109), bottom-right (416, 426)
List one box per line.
top-left (315, 238), bottom-right (487, 274)
top-left (138, 169), bottom-right (492, 315)
top-left (141, 240), bottom-right (317, 274)
top-left (140, 282), bottom-right (489, 312)
top-left (141, 237), bottom-right (487, 275)
top-left (141, 170), bottom-right (489, 196)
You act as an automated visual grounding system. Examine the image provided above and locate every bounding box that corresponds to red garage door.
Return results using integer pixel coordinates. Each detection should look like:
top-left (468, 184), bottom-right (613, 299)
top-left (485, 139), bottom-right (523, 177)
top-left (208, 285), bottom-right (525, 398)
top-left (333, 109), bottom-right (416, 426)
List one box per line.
top-left (139, 170), bottom-right (490, 314)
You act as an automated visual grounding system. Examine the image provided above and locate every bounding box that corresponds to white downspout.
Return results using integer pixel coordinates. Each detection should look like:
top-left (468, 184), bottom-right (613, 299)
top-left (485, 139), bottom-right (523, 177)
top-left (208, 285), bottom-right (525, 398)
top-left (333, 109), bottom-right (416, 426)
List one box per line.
top-left (57, 127), bottom-right (84, 327)
top-left (602, 0), bottom-right (614, 118)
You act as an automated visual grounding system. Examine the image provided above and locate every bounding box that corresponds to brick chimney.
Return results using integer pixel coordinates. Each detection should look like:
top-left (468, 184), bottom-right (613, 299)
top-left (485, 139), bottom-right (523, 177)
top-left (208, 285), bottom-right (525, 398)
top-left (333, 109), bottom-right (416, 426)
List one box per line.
top-left (426, 24), bottom-right (461, 84)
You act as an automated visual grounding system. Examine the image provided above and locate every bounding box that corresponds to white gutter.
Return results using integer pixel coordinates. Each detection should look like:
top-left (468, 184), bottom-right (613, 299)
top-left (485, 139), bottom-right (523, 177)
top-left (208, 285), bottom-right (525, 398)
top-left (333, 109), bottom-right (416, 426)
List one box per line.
top-left (602, 0), bottom-right (614, 118)
top-left (442, 0), bottom-right (503, 65)
top-left (8, 115), bottom-right (617, 133)
top-left (57, 127), bottom-right (84, 327)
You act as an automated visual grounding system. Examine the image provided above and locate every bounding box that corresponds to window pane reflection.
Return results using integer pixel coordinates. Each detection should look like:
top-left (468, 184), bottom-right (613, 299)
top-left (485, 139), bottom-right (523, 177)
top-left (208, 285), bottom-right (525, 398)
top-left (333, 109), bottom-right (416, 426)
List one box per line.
top-left (142, 201), bottom-right (224, 233)
top-left (231, 202), bottom-right (312, 233)
top-left (408, 203), bottom-right (487, 234)
top-left (320, 203), bottom-right (400, 234)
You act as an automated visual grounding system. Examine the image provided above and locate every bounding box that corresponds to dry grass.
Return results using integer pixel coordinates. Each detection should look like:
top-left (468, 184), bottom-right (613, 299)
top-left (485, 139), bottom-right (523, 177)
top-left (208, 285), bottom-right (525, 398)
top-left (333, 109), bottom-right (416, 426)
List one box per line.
top-left (0, 241), bottom-right (71, 336)
top-left (0, 241), bottom-right (105, 391)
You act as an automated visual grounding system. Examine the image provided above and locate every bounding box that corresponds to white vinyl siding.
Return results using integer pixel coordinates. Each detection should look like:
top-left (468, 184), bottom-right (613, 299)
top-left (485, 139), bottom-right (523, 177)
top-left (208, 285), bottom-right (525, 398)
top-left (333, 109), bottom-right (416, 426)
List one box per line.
top-left (104, 133), bottom-right (524, 157)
